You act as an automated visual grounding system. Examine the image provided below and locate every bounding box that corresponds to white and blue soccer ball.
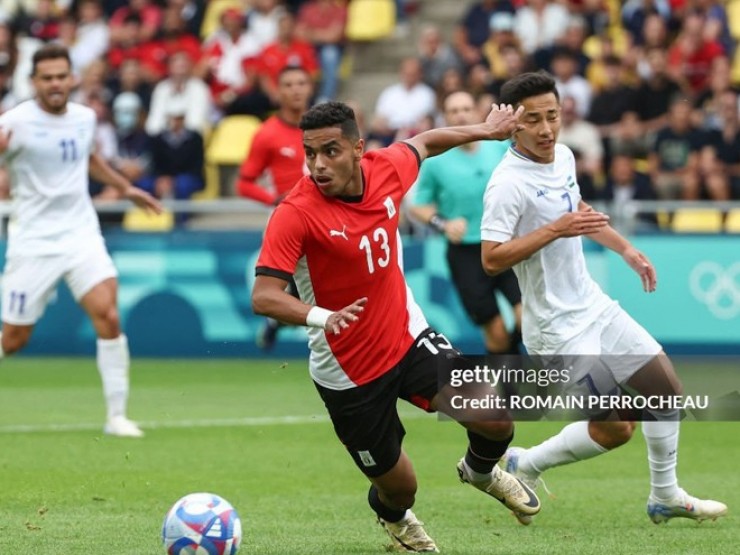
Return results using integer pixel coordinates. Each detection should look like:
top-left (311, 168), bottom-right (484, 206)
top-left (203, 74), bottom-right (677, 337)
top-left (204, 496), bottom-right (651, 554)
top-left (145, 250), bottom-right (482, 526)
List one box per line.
top-left (162, 492), bottom-right (242, 555)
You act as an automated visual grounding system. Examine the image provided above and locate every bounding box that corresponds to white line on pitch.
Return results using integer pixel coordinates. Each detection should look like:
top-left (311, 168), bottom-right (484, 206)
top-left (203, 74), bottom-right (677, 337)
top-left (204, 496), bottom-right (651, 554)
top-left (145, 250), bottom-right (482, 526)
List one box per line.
top-left (0, 411), bottom-right (432, 434)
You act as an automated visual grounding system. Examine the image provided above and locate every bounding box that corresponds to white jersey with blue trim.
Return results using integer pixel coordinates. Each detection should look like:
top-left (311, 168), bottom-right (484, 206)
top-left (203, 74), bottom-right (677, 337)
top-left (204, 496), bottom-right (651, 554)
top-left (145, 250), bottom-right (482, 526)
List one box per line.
top-left (0, 100), bottom-right (100, 258)
top-left (481, 143), bottom-right (615, 350)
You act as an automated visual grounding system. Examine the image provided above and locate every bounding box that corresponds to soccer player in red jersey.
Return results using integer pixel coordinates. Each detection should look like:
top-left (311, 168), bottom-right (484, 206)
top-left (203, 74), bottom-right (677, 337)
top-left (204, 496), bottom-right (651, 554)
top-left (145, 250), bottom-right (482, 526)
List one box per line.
top-left (238, 66), bottom-right (313, 350)
top-left (252, 101), bottom-right (540, 552)
top-left (236, 66), bottom-right (312, 206)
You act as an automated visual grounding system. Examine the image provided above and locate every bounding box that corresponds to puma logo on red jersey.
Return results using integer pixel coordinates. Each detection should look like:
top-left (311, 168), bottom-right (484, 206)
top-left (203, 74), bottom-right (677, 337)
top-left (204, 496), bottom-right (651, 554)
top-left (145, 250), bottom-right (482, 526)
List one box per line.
top-left (329, 225), bottom-right (348, 240)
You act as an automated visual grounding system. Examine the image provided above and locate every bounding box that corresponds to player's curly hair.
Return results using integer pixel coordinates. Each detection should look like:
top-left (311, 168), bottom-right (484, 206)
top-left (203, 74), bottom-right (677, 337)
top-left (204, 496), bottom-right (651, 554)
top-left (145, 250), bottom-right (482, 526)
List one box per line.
top-left (300, 101), bottom-right (360, 141)
top-left (499, 71), bottom-right (559, 108)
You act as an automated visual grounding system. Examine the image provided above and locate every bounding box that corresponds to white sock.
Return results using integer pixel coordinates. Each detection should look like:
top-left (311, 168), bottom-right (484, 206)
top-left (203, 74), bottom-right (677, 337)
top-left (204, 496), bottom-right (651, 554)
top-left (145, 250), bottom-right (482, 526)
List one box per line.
top-left (97, 334), bottom-right (130, 420)
top-left (642, 420), bottom-right (680, 500)
top-left (462, 459), bottom-right (494, 482)
top-left (518, 421), bottom-right (608, 475)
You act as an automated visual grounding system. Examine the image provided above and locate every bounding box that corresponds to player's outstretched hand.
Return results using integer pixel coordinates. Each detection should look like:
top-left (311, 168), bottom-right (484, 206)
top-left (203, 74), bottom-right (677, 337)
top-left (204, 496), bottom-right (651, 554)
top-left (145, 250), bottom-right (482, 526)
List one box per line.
top-left (484, 103), bottom-right (525, 141)
top-left (552, 211), bottom-right (610, 237)
top-left (125, 186), bottom-right (163, 214)
top-left (0, 128), bottom-right (12, 154)
top-left (622, 247), bottom-right (657, 292)
top-left (325, 297), bottom-right (368, 335)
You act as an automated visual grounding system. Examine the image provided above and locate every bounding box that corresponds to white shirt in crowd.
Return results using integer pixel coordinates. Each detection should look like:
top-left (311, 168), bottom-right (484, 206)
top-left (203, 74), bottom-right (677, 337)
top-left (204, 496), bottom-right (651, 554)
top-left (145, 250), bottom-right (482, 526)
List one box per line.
top-left (374, 82), bottom-right (436, 130)
top-left (145, 77), bottom-right (211, 135)
top-left (481, 144), bottom-right (614, 350)
top-left (514, 3), bottom-right (570, 55)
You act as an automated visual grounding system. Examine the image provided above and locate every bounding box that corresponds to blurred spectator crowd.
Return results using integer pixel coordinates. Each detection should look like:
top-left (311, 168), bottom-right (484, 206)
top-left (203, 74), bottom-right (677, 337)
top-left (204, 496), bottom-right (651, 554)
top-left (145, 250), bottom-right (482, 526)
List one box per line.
top-left (0, 0), bottom-right (738, 213)
top-left (399, 0), bottom-right (740, 207)
top-left (0, 0), bottom-right (354, 202)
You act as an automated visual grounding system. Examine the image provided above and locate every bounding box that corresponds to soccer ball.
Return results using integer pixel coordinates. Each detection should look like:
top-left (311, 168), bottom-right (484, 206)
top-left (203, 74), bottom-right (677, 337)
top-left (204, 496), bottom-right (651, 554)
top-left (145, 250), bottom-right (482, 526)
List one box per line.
top-left (162, 492), bottom-right (242, 555)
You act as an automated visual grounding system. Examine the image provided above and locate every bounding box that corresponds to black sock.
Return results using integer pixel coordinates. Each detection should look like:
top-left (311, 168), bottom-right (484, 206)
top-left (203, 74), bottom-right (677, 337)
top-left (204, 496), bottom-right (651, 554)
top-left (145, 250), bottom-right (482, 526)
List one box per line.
top-left (368, 486), bottom-right (406, 523)
top-left (464, 430), bottom-right (514, 474)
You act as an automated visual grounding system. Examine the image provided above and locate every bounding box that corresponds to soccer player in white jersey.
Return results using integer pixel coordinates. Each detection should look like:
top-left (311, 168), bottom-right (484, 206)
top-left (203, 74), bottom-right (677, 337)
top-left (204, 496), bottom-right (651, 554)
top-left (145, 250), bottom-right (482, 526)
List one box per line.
top-left (481, 72), bottom-right (727, 524)
top-left (0, 44), bottom-right (161, 437)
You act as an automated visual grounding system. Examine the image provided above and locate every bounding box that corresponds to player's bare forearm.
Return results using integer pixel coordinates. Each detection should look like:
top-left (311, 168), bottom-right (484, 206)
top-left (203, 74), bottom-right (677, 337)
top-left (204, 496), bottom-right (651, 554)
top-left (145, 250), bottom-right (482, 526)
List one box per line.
top-left (586, 225), bottom-right (631, 255)
top-left (406, 125), bottom-right (496, 160)
top-left (407, 104), bottom-right (523, 161)
top-left (579, 201), bottom-right (630, 254)
top-left (89, 152), bottom-right (132, 193)
top-left (482, 226), bottom-right (559, 275)
top-left (90, 152), bottom-right (162, 213)
top-left (483, 207), bottom-right (610, 274)
top-left (252, 275), bottom-right (312, 326)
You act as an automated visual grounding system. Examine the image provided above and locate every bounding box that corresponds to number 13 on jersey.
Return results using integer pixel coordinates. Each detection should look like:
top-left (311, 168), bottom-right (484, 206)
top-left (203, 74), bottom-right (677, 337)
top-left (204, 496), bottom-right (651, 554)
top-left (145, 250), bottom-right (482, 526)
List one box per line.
top-left (359, 227), bottom-right (391, 274)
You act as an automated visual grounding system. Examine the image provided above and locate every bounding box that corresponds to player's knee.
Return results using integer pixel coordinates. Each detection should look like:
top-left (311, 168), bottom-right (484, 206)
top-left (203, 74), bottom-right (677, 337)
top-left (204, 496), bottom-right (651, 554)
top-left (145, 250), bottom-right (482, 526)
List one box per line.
top-left (483, 319), bottom-right (509, 353)
top-left (484, 333), bottom-right (509, 353)
top-left (590, 421), bottom-right (635, 450)
top-left (94, 305), bottom-right (121, 337)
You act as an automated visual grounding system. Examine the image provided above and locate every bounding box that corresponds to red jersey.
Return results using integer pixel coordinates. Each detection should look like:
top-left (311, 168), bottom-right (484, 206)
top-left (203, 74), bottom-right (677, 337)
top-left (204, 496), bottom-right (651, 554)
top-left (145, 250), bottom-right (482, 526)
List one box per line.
top-left (237, 116), bottom-right (306, 205)
top-left (256, 143), bottom-right (429, 390)
top-left (257, 40), bottom-right (319, 85)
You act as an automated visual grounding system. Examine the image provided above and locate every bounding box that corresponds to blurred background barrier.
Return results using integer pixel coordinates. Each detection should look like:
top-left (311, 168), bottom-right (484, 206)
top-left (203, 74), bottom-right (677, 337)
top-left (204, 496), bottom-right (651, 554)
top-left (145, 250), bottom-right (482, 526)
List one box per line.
top-left (1, 227), bottom-right (736, 358)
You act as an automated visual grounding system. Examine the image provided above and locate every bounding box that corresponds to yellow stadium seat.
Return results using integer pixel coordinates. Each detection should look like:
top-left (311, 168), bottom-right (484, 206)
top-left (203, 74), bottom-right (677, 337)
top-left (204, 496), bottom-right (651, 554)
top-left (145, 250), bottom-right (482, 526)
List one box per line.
top-left (725, 209), bottom-right (740, 233)
top-left (729, 0), bottom-right (740, 39)
top-left (671, 208), bottom-right (723, 233)
top-left (201, 115), bottom-right (262, 198)
top-left (200, 0), bottom-right (243, 40)
top-left (123, 208), bottom-right (175, 232)
top-left (346, 0), bottom-right (396, 42)
top-left (205, 115), bottom-right (261, 166)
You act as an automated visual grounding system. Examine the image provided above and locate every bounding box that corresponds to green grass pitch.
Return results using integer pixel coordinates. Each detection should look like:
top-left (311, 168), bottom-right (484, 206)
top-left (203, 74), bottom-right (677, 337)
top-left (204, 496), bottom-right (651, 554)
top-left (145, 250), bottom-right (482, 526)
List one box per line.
top-left (0, 358), bottom-right (736, 554)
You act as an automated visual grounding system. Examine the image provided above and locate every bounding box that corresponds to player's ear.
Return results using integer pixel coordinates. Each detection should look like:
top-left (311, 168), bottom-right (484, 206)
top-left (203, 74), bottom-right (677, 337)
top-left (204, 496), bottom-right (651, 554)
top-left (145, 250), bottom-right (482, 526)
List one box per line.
top-left (354, 138), bottom-right (364, 160)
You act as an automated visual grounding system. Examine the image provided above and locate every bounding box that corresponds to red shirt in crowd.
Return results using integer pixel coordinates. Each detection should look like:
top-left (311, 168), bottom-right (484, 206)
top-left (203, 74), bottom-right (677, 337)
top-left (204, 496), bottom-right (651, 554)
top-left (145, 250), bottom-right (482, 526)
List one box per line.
top-left (257, 39), bottom-right (319, 86)
top-left (237, 116), bottom-right (307, 205)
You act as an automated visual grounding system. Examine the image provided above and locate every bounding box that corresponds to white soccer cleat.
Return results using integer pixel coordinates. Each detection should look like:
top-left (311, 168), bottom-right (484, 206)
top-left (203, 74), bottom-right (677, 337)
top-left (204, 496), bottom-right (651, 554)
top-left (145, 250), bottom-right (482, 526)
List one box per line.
top-left (377, 510), bottom-right (439, 553)
top-left (104, 416), bottom-right (145, 438)
top-left (499, 446), bottom-right (552, 525)
top-left (647, 489), bottom-right (728, 524)
top-left (457, 457), bottom-right (540, 522)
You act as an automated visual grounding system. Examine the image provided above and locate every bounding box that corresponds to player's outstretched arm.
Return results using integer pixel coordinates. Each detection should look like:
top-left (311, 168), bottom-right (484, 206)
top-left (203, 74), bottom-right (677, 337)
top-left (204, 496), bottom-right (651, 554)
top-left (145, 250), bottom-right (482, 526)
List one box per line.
top-left (406, 103), bottom-right (524, 162)
top-left (482, 210), bottom-right (610, 275)
top-left (88, 152), bottom-right (162, 214)
top-left (252, 275), bottom-right (367, 335)
top-left (578, 201), bottom-right (656, 292)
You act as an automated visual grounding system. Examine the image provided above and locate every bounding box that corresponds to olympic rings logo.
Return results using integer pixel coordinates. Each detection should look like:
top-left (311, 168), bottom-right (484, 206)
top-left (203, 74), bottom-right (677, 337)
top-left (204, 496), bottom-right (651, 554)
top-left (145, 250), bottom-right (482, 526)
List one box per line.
top-left (689, 261), bottom-right (740, 320)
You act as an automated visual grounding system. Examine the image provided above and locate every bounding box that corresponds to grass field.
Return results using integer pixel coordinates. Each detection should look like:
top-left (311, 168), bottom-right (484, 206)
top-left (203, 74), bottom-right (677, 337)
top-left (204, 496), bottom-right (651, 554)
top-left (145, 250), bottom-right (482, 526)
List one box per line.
top-left (0, 358), bottom-right (736, 555)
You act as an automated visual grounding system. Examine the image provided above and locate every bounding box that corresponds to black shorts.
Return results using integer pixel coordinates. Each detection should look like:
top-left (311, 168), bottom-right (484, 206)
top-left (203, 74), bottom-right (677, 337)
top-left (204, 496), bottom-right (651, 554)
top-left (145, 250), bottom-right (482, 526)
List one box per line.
top-left (446, 243), bottom-right (521, 325)
top-left (314, 328), bottom-right (465, 478)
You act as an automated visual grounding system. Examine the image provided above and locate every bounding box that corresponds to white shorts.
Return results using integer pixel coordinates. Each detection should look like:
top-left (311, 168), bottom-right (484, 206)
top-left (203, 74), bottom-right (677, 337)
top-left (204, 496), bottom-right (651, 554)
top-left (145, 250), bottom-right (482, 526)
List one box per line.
top-left (531, 302), bottom-right (663, 388)
top-left (1, 237), bottom-right (117, 325)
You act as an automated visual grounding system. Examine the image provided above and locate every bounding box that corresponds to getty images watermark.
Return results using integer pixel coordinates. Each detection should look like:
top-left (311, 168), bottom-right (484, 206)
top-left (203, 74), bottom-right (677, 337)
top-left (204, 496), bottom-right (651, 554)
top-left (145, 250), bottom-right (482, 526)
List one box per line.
top-left (436, 355), bottom-right (739, 422)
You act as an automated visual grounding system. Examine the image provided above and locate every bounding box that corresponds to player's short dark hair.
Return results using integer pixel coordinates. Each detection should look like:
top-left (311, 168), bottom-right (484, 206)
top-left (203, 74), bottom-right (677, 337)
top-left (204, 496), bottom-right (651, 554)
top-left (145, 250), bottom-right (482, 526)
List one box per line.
top-left (499, 71), bottom-right (559, 107)
top-left (31, 44), bottom-right (71, 76)
top-left (278, 65), bottom-right (310, 82)
top-left (300, 101), bottom-right (360, 141)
